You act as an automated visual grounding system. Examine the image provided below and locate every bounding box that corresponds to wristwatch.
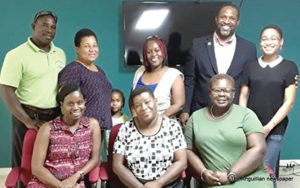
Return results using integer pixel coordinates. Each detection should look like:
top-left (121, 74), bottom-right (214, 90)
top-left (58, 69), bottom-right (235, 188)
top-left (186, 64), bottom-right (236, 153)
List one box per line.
top-left (227, 170), bottom-right (238, 184)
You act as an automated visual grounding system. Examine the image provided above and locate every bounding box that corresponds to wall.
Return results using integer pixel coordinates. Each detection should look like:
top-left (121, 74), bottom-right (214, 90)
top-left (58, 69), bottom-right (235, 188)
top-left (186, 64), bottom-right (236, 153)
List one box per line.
top-left (0, 0), bottom-right (299, 166)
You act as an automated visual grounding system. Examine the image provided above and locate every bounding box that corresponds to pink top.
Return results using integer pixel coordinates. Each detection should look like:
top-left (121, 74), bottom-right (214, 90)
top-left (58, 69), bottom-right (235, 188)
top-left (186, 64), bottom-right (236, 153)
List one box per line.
top-left (27, 116), bottom-right (92, 188)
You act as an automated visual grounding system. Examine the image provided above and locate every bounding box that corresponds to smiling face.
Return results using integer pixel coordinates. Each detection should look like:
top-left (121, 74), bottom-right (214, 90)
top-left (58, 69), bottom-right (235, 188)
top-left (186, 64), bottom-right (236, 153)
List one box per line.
top-left (209, 78), bottom-right (235, 108)
top-left (145, 40), bottom-right (164, 70)
top-left (76, 36), bottom-right (99, 65)
top-left (132, 92), bottom-right (158, 124)
top-left (32, 15), bottom-right (56, 49)
top-left (60, 91), bottom-right (86, 123)
top-left (260, 28), bottom-right (283, 58)
top-left (215, 6), bottom-right (240, 40)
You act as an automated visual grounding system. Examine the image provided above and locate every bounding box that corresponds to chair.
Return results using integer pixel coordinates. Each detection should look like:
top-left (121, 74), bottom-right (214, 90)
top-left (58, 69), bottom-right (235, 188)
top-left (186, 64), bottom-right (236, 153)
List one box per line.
top-left (100, 123), bottom-right (124, 188)
top-left (5, 129), bottom-right (100, 188)
top-left (99, 123), bottom-right (186, 188)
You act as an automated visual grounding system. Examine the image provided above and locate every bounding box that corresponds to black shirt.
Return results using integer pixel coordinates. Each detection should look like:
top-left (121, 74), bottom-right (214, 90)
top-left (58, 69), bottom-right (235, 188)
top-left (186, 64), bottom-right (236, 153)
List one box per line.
top-left (242, 59), bottom-right (298, 135)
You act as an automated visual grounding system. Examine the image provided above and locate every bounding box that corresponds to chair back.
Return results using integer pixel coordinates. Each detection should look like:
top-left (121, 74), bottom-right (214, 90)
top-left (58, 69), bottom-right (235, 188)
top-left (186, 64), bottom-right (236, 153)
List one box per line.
top-left (7, 128), bottom-right (100, 187)
top-left (20, 129), bottom-right (37, 185)
top-left (107, 123), bottom-right (125, 187)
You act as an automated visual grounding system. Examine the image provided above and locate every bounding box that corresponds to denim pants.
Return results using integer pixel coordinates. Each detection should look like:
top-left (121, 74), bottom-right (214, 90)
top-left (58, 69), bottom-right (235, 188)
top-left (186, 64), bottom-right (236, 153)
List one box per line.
top-left (100, 130), bottom-right (110, 161)
top-left (264, 134), bottom-right (285, 188)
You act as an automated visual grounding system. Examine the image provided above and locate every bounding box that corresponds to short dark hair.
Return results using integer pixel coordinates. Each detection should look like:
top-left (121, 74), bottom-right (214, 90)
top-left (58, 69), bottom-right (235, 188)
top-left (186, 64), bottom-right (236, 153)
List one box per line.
top-left (209, 74), bottom-right (235, 89)
top-left (33, 10), bottom-right (57, 24)
top-left (56, 83), bottom-right (84, 103)
top-left (260, 25), bottom-right (283, 39)
top-left (129, 87), bottom-right (155, 108)
top-left (112, 89), bottom-right (125, 107)
top-left (74, 28), bottom-right (98, 47)
top-left (142, 35), bottom-right (167, 72)
top-left (217, 3), bottom-right (240, 20)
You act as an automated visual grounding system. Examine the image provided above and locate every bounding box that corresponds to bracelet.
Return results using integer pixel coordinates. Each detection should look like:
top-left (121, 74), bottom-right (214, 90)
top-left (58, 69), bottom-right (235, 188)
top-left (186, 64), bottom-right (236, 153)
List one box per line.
top-left (200, 168), bottom-right (208, 181)
top-left (77, 170), bottom-right (84, 180)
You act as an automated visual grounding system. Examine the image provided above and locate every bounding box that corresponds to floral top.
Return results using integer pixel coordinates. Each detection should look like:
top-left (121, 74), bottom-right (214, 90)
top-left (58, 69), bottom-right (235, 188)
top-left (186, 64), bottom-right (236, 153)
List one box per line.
top-left (27, 116), bottom-right (92, 188)
top-left (113, 116), bottom-right (186, 180)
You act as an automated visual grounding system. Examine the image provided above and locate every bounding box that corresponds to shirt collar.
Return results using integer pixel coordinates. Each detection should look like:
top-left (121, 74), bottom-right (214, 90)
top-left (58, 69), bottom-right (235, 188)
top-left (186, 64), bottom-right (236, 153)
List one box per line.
top-left (214, 32), bottom-right (236, 46)
top-left (53, 116), bottom-right (89, 131)
top-left (27, 37), bottom-right (56, 53)
top-left (258, 55), bottom-right (283, 68)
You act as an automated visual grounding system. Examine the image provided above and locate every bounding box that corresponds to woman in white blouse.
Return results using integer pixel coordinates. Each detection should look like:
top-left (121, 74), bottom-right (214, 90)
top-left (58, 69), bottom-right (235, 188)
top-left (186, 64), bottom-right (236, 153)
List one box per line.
top-left (132, 35), bottom-right (185, 117)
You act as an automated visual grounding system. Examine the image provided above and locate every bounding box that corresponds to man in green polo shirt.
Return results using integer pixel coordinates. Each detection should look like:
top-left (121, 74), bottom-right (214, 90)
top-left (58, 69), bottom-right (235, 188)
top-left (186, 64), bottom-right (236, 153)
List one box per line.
top-left (0, 10), bottom-right (66, 182)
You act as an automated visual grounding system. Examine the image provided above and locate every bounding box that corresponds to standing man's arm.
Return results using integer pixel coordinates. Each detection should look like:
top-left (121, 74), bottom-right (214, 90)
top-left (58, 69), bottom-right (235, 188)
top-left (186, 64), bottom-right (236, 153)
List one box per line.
top-left (180, 46), bottom-right (196, 125)
top-left (1, 85), bottom-right (38, 129)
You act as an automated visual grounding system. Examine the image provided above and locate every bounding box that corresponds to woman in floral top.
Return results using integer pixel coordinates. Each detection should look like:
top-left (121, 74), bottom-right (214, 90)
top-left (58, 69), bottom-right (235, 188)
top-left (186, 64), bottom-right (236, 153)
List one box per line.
top-left (27, 83), bottom-right (101, 188)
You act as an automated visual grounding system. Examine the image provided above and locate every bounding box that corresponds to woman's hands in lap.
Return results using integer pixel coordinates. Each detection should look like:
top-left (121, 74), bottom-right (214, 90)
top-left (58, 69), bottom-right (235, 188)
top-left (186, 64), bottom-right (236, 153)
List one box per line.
top-left (144, 180), bottom-right (163, 188)
top-left (202, 169), bottom-right (221, 186)
top-left (59, 174), bottom-right (80, 188)
top-left (215, 171), bottom-right (229, 185)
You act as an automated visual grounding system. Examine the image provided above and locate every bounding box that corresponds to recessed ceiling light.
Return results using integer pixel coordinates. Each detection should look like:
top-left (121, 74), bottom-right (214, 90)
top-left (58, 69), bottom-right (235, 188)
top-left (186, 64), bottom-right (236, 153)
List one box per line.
top-left (135, 9), bottom-right (169, 30)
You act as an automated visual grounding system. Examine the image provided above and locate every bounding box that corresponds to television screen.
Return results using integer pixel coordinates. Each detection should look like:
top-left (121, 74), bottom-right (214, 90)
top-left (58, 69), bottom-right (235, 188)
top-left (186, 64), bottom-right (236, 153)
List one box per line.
top-left (122, 1), bottom-right (227, 68)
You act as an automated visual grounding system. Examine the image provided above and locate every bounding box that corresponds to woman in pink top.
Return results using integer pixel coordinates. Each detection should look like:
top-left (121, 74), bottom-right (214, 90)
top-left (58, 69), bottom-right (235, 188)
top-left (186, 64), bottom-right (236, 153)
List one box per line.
top-left (27, 83), bottom-right (101, 188)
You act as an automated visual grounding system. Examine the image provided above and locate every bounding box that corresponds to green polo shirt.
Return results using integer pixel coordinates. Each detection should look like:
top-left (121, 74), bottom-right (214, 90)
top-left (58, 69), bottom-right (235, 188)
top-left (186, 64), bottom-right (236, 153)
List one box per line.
top-left (0, 38), bottom-right (66, 108)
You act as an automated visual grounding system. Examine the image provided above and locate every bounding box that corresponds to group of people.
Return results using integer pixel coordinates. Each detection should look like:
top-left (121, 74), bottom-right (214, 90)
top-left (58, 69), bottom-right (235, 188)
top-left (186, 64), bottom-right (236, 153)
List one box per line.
top-left (0, 2), bottom-right (298, 188)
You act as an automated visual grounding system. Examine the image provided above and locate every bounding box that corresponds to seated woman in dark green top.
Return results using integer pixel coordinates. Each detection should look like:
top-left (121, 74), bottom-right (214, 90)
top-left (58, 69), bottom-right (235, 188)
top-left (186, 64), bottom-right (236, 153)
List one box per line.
top-left (184, 74), bottom-right (272, 188)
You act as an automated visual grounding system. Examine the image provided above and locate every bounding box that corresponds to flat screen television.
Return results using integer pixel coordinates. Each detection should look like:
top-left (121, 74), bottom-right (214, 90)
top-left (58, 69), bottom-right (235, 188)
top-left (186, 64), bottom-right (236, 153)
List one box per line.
top-left (122, 1), bottom-right (228, 68)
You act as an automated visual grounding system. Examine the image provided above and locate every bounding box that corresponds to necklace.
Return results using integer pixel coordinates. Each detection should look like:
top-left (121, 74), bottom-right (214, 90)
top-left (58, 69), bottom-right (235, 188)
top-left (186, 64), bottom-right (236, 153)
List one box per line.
top-left (209, 105), bottom-right (231, 120)
top-left (135, 115), bottom-right (162, 136)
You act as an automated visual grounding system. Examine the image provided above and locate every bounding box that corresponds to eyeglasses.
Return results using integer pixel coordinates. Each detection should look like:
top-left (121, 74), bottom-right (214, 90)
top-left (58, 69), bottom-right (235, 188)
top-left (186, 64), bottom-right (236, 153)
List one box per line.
top-left (261, 36), bottom-right (280, 43)
top-left (211, 88), bottom-right (235, 95)
top-left (33, 10), bottom-right (57, 23)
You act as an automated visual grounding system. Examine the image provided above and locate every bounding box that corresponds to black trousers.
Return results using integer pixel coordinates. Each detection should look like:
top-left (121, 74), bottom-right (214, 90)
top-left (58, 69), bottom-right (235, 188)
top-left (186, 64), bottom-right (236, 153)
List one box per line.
top-left (11, 115), bottom-right (28, 168)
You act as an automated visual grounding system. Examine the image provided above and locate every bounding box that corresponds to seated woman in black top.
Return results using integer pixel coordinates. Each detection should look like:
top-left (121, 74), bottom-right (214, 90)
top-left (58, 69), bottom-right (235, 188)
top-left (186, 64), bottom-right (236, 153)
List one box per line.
top-left (239, 25), bottom-right (298, 187)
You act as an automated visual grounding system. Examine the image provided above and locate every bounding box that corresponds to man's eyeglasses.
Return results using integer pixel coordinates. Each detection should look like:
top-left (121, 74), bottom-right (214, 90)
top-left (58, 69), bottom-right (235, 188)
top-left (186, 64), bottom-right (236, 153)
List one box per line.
top-left (211, 88), bottom-right (235, 95)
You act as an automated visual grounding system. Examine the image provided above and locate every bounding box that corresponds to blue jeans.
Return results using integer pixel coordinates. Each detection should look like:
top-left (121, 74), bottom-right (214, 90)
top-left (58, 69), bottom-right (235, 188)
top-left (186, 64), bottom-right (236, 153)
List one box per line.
top-left (100, 130), bottom-right (110, 161)
top-left (264, 134), bottom-right (285, 188)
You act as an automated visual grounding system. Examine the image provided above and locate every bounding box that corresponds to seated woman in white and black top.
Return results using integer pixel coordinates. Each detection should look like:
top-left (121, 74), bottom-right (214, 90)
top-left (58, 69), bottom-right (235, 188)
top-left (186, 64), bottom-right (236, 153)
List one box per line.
top-left (113, 87), bottom-right (187, 188)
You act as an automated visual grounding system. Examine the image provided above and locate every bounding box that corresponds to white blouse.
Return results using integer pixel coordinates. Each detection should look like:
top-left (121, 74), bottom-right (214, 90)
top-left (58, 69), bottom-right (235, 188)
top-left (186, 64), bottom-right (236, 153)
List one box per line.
top-left (132, 66), bottom-right (183, 114)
